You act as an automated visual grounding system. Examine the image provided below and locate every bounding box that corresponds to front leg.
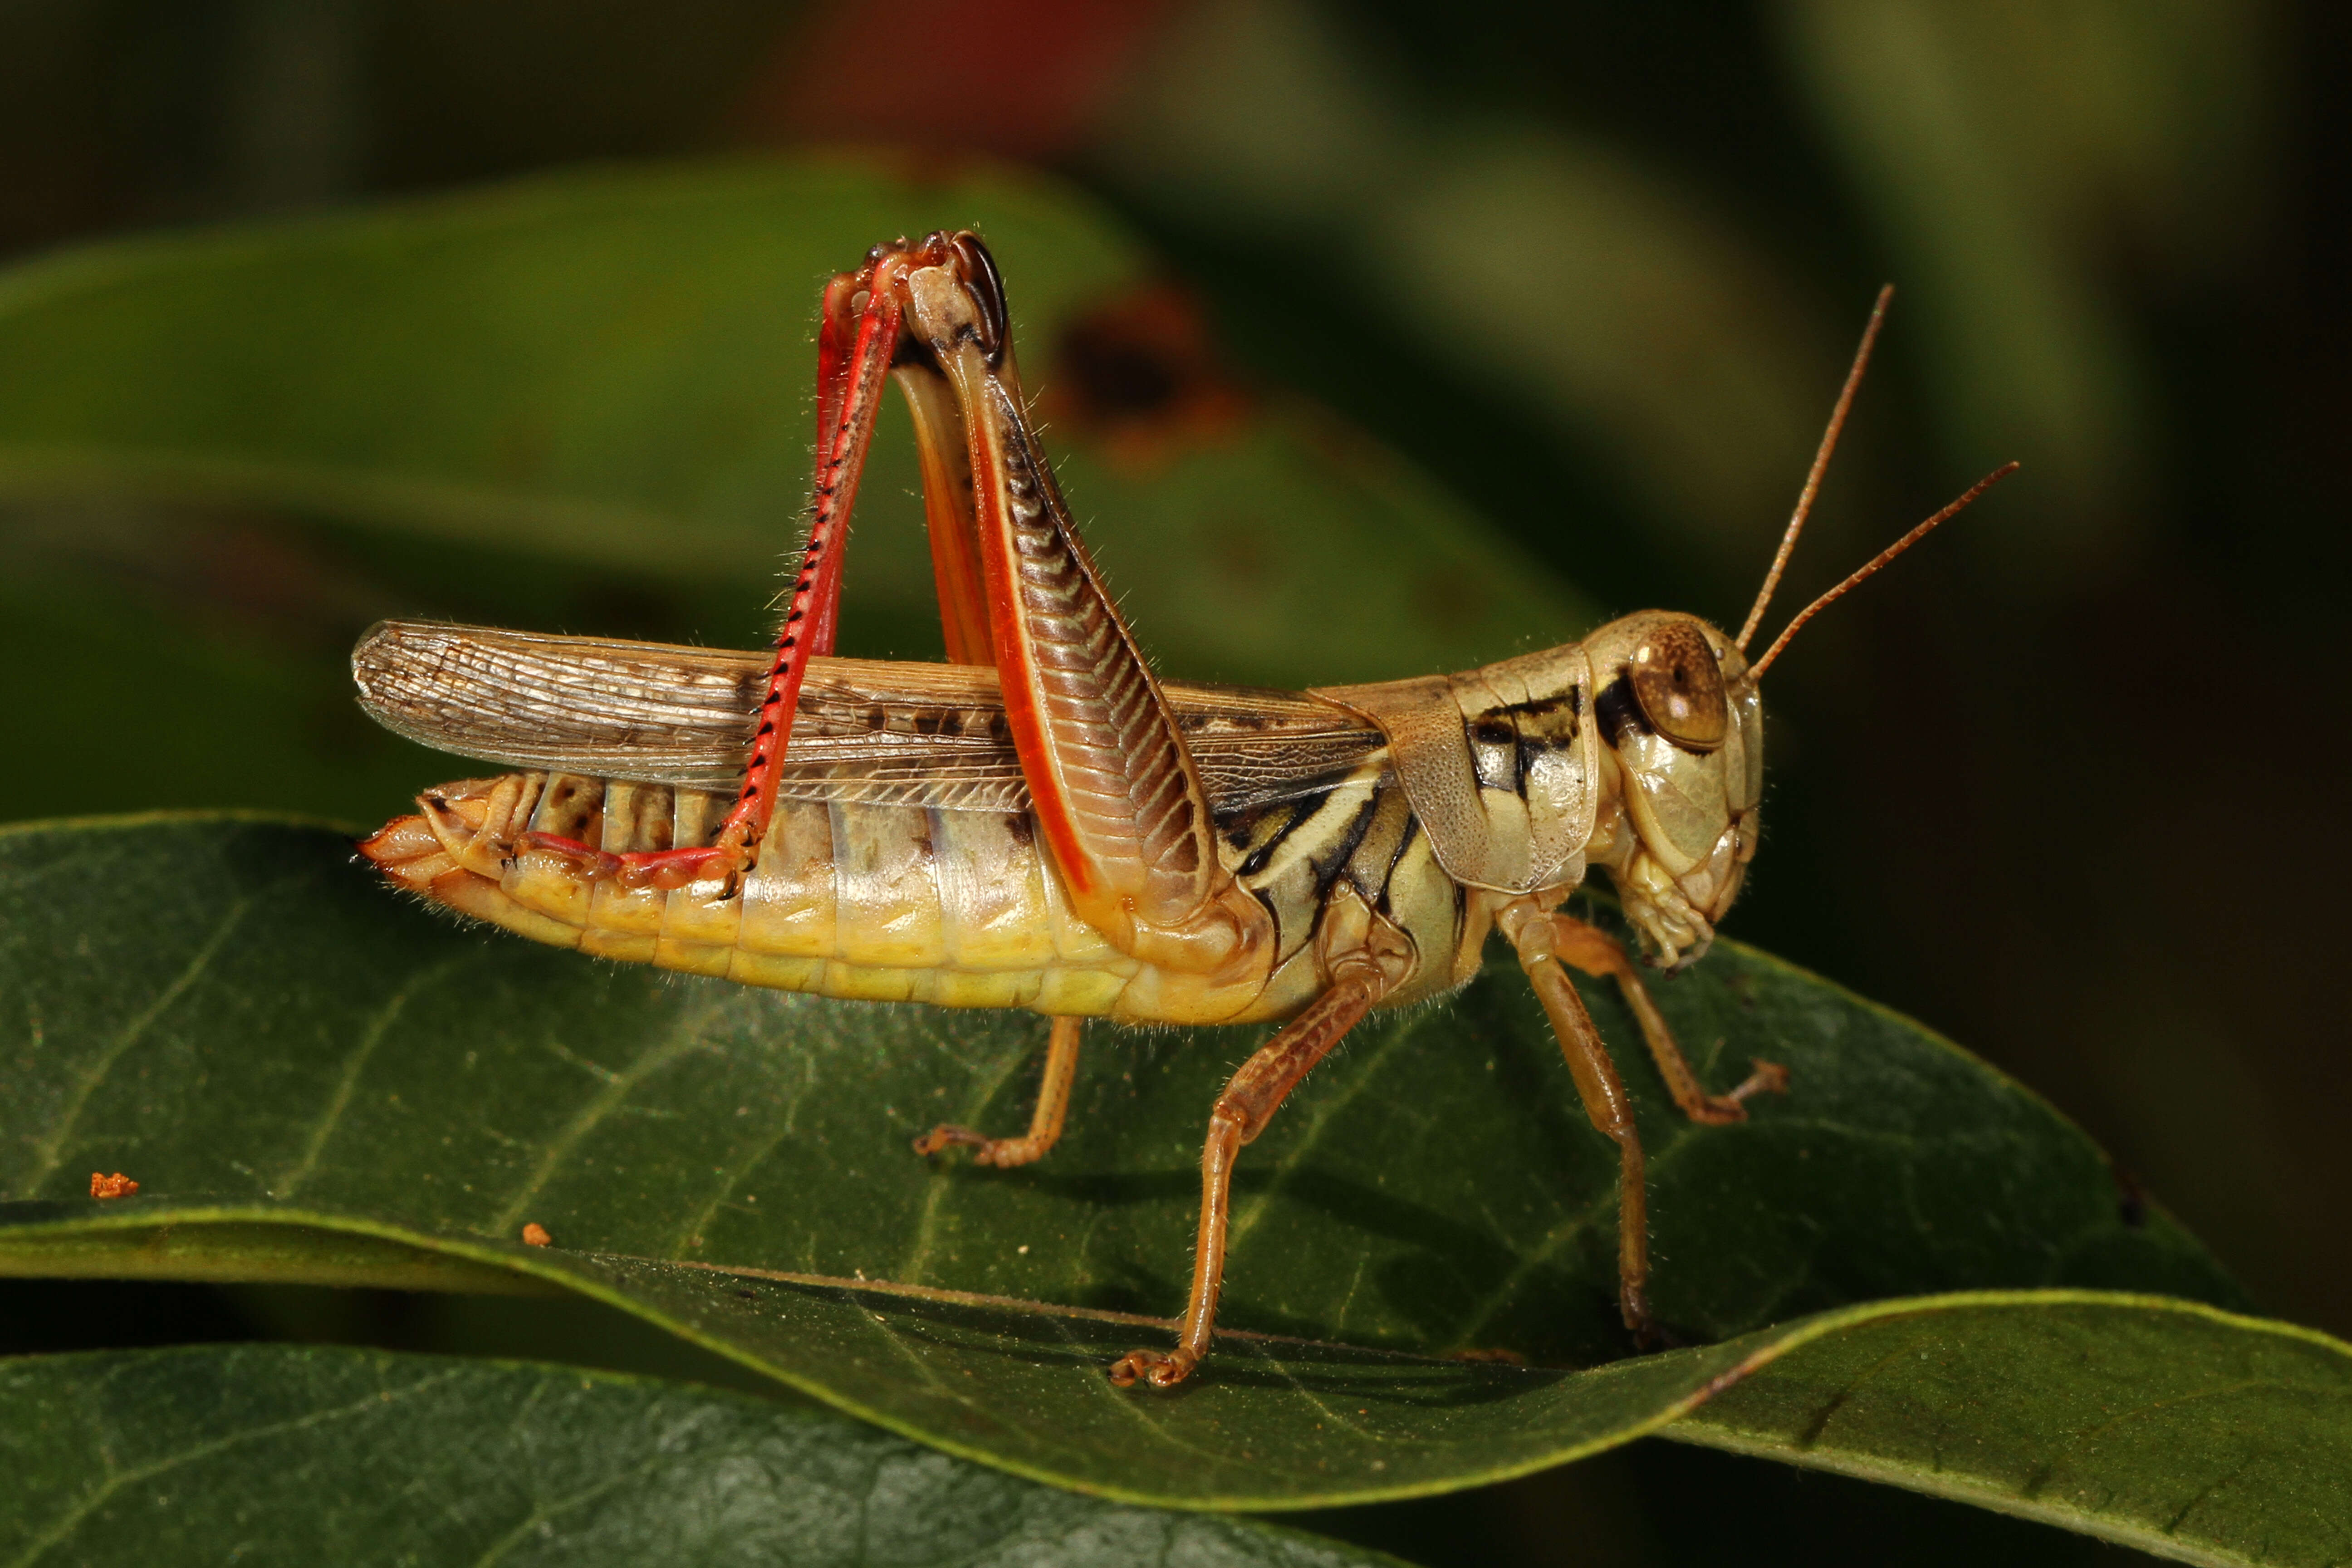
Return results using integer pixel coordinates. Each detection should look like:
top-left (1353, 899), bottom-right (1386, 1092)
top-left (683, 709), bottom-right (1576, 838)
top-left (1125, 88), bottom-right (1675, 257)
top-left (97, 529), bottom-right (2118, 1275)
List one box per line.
top-left (1547, 911), bottom-right (1787, 1125)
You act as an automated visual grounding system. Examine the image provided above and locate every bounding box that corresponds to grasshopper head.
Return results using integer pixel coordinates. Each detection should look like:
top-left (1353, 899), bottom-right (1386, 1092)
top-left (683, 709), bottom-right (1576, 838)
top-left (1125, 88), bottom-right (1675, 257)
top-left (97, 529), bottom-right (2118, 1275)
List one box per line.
top-left (1576, 611), bottom-right (1762, 967)
top-left (1566, 293), bottom-right (2015, 964)
top-left (1357, 294), bottom-right (2006, 970)
top-left (1313, 289), bottom-right (2007, 971)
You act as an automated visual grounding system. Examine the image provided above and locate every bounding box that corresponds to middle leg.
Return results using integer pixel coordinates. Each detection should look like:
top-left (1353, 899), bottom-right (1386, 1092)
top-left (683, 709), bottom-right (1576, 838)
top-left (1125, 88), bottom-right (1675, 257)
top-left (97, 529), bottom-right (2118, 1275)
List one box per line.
top-left (1498, 900), bottom-right (1655, 1341)
top-left (1106, 957), bottom-right (1392, 1389)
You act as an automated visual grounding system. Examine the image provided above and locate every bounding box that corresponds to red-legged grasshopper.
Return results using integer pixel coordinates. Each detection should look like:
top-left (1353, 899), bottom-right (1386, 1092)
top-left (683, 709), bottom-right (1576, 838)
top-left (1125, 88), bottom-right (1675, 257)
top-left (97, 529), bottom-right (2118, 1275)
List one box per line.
top-left (356, 232), bottom-right (2011, 1387)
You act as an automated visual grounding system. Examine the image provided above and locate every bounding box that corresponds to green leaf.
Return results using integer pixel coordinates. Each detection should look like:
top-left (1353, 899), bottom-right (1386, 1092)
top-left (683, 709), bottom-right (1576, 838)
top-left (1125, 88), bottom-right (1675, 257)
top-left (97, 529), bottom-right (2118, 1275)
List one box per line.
top-left (0, 156), bottom-right (1591, 695)
top-left (1671, 1293), bottom-right (2352, 1568)
top-left (0, 1344), bottom-right (1402, 1566)
top-left (0, 814), bottom-right (2253, 1516)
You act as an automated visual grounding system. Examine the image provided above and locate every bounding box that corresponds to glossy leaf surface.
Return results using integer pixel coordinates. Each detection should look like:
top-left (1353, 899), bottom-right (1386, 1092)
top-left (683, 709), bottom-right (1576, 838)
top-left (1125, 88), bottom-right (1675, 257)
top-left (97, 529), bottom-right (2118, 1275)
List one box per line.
top-left (1678, 1293), bottom-right (2352, 1567)
top-left (0, 1344), bottom-right (1402, 1566)
top-left (0, 813), bottom-right (2252, 1519)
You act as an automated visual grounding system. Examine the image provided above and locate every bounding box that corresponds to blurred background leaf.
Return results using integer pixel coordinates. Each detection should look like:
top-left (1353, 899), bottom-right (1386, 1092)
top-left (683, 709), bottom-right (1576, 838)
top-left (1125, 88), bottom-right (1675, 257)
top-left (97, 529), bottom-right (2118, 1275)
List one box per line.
top-left (0, 157), bottom-right (1590, 832)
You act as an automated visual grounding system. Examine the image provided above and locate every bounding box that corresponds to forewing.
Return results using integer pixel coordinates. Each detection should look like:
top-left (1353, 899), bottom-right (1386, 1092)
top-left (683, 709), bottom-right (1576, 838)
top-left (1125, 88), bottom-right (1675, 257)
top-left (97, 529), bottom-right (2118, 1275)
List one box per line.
top-left (353, 622), bottom-right (1381, 816)
top-left (354, 621), bottom-right (768, 792)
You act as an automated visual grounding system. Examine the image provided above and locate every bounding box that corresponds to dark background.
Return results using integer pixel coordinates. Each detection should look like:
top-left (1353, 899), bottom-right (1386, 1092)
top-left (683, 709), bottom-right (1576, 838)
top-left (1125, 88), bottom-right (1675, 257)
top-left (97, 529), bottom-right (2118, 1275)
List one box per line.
top-left (1, 2), bottom-right (2343, 1563)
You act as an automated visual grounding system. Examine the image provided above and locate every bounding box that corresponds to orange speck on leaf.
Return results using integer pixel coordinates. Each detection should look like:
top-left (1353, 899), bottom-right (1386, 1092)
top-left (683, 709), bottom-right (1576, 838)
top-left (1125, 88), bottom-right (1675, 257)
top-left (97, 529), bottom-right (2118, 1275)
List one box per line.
top-left (520, 1223), bottom-right (552, 1247)
top-left (89, 1172), bottom-right (138, 1200)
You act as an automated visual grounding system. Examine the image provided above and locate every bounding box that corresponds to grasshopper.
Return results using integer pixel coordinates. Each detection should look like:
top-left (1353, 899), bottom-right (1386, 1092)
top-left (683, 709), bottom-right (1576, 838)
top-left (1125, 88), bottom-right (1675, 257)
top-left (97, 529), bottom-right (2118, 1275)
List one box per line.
top-left (356, 231), bottom-right (2010, 1387)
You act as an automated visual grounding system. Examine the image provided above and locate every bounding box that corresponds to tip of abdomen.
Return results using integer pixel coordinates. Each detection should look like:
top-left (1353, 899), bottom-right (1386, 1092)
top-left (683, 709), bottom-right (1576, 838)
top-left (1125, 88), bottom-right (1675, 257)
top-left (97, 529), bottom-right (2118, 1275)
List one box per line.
top-left (357, 809), bottom-right (449, 892)
top-left (356, 776), bottom-right (590, 954)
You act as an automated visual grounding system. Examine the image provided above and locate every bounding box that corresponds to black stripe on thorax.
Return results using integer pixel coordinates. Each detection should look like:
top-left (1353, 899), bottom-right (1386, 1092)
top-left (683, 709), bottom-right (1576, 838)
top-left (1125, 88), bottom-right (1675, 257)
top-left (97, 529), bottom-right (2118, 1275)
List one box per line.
top-left (1310, 787), bottom-right (1385, 905)
top-left (1237, 786), bottom-right (1334, 878)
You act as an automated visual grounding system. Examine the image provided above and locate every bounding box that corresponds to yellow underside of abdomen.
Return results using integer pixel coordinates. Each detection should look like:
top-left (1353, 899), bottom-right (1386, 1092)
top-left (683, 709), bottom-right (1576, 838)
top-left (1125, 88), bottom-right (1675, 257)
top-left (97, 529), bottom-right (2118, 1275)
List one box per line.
top-left (371, 772), bottom-right (1318, 1024)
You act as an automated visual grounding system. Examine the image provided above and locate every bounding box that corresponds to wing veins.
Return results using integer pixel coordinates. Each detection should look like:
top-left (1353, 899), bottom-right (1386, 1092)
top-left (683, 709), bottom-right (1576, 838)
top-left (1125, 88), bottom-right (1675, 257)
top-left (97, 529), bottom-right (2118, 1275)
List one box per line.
top-left (354, 621), bottom-right (1385, 815)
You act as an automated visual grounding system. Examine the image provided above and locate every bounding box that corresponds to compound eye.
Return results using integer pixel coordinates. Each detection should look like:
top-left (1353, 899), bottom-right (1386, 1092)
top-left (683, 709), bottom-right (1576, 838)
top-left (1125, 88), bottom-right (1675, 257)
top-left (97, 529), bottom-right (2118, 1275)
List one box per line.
top-left (1630, 619), bottom-right (1728, 751)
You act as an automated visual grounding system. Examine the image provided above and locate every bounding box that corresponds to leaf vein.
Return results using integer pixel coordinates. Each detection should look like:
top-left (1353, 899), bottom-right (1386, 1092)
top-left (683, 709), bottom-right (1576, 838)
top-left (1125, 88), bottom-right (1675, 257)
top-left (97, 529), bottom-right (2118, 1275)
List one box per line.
top-left (277, 954), bottom-right (474, 1199)
top-left (487, 999), bottom-right (729, 1236)
top-left (17, 888), bottom-right (261, 1194)
top-left (5, 1365), bottom-right (467, 1568)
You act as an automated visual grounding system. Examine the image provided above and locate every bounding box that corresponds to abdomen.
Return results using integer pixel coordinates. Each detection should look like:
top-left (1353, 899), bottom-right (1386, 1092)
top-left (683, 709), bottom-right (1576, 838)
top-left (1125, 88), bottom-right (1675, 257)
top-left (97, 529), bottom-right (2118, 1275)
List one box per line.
top-left (363, 767), bottom-right (1476, 1024)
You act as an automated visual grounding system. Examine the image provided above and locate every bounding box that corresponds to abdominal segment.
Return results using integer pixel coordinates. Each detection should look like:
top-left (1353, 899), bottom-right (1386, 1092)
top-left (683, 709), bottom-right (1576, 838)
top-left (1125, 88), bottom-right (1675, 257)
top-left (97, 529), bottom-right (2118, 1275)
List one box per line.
top-left (360, 770), bottom-right (1144, 1016)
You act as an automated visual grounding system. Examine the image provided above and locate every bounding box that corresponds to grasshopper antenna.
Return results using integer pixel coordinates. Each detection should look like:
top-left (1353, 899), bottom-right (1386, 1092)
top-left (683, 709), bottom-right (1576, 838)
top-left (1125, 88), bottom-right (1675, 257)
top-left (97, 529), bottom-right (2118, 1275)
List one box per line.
top-left (1749, 461), bottom-right (2019, 679)
top-left (1736, 284), bottom-right (1894, 653)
